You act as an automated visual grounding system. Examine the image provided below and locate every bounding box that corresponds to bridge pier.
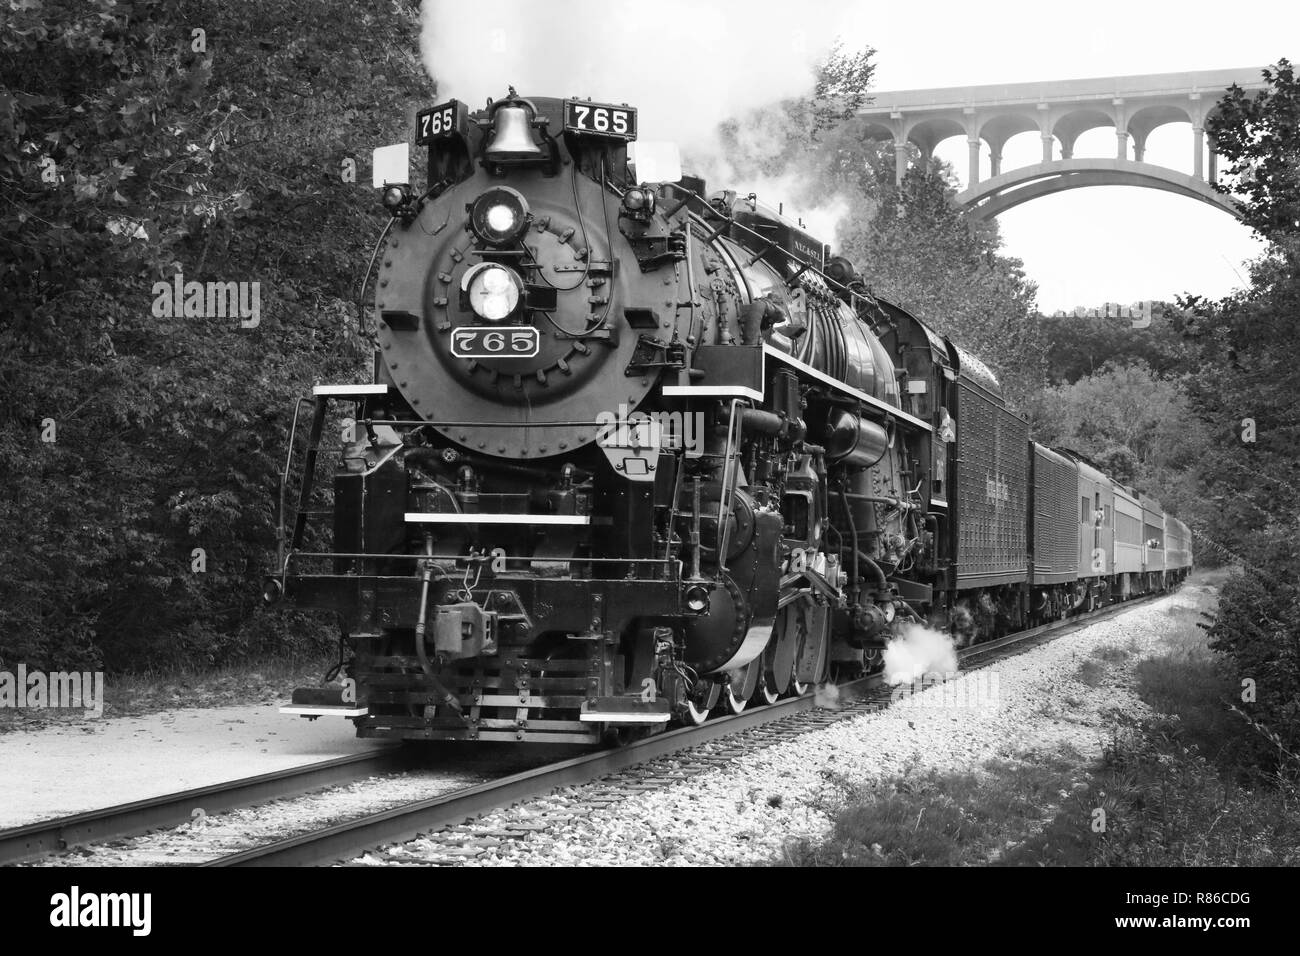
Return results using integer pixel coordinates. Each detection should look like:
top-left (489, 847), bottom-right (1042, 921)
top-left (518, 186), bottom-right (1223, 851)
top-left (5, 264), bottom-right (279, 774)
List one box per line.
top-left (968, 137), bottom-right (981, 186)
top-left (1193, 125), bottom-right (1205, 180)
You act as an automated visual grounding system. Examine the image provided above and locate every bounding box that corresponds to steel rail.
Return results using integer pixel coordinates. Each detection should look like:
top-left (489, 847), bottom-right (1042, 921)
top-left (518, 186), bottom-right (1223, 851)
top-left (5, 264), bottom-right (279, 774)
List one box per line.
top-left (0, 747), bottom-right (405, 866)
top-left (208, 589), bottom-right (1172, 867)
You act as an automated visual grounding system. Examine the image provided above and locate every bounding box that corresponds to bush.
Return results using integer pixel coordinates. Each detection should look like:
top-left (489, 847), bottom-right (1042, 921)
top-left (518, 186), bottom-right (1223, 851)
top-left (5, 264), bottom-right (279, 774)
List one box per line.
top-left (1204, 555), bottom-right (1300, 774)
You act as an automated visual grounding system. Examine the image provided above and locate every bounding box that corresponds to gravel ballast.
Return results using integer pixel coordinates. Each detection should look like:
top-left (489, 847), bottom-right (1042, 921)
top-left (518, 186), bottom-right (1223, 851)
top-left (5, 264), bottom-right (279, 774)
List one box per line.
top-left (361, 589), bottom-right (1207, 866)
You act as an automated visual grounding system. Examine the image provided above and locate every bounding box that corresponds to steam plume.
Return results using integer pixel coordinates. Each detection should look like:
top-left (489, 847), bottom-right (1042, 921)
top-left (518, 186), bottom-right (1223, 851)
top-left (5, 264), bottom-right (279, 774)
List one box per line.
top-left (883, 623), bottom-right (959, 685)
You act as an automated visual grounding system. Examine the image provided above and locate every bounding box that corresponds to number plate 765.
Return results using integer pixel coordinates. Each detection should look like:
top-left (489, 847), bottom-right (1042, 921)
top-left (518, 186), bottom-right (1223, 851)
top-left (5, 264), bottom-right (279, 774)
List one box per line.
top-left (451, 327), bottom-right (540, 359)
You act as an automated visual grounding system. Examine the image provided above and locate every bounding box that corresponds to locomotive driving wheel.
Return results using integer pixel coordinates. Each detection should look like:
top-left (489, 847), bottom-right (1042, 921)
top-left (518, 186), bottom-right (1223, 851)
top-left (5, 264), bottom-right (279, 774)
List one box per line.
top-left (754, 672), bottom-right (780, 706)
top-left (761, 603), bottom-right (801, 701)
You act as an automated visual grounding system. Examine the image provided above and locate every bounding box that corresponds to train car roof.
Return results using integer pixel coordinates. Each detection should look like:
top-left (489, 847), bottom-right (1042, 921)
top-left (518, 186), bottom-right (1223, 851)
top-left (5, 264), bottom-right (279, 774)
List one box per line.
top-left (948, 340), bottom-right (1002, 399)
top-left (1033, 441), bottom-right (1077, 469)
top-left (1138, 492), bottom-right (1165, 517)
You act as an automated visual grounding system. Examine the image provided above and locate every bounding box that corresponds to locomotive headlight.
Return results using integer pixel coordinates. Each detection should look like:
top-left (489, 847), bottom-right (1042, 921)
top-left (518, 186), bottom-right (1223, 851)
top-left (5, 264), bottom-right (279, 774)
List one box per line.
top-left (382, 184), bottom-right (409, 211)
top-left (486, 203), bottom-right (517, 234)
top-left (468, 186), bottom-right (530, 246)
top-left (621, 186), bottom-right (655, 220)
top-left (461, 262), bottom-right (522, 321)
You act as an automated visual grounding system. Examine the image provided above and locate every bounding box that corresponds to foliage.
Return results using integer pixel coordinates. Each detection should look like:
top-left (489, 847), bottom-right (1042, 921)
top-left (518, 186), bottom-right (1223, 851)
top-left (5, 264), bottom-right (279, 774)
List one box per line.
top-left (1181, 59), bottom-right (1300, 769)
top-left (1034, 305), bottom-right (1195, 384)
top-left (713, 43), bottom-right (877, 182)
top-left (840, 160), bottom-right (1045, 404)
top-left (808, 41), bottom-right (876, 138)
top-left (780, 586), bottom-right (1300, 867)
top-left (709, 50), bottom-right (1045, 403)
top-left (1024, 360), bottom-right (1209, 516)
top-left (1208, 58), bottom-right (1300, 241)
top-left (0, 0), bottom-right (430, 670)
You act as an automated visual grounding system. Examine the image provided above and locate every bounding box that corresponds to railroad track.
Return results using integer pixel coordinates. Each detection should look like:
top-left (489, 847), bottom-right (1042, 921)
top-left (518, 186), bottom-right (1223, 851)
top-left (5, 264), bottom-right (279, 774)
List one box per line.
top-left (0, 747), bottom-right (414, 866)
top-left (1, 591), bottom-right (1168, 867)
top-left (203, 590), bottom-right (1171, 867)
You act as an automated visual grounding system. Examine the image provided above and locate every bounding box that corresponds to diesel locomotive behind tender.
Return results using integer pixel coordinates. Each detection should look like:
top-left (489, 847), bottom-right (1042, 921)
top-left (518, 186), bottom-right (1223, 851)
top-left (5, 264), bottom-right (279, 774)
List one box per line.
top-left (266, 91), bottom-right (1190, 745)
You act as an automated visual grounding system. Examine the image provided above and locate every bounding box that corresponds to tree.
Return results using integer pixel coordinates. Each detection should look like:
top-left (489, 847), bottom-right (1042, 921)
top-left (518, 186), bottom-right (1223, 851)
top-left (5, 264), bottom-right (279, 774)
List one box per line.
top-left (839, 161), bottom-right (1045, 405)
top-left (1034, 305), bottom-right (1194, 384)
top-left (1208, 59), bottom-right (1300, 241)
top-left (1182, 59), bottom-right (1300, 773)
top-left (0, 0), bottom-right (430, 671)
top-left (1024, 360), bottom-right (1210, 519)
top-left (707, 43), bottom-right (1043, 409)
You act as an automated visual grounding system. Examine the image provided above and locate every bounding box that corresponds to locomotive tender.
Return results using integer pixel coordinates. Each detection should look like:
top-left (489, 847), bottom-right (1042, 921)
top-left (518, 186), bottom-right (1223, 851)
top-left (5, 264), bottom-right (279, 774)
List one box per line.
top-left (267, 91), bottom-right (1191, 744)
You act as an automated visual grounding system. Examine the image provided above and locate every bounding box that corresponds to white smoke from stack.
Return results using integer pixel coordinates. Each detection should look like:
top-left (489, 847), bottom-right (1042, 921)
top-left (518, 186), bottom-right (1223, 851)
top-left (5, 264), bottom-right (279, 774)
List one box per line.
top-left (419, 0), bottom-right (857, 243)
top-left (882, 623), bottom-right (960, 686)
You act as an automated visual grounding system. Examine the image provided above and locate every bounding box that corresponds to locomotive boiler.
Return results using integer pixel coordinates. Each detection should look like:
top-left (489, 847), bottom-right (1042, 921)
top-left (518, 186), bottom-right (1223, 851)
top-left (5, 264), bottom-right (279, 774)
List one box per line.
top-left (268, 90), bottom-right (935, 743)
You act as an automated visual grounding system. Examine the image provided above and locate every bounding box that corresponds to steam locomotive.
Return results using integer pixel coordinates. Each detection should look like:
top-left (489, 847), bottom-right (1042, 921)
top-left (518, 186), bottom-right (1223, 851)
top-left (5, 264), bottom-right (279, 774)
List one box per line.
top-left (266, 91), bottom-right (1191, 744)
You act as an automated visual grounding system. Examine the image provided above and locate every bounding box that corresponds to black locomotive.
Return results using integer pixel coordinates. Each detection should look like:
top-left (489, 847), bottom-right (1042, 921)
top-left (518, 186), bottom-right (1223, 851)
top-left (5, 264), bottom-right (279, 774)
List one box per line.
top-left (266, 91), bottom-right (1190, 744)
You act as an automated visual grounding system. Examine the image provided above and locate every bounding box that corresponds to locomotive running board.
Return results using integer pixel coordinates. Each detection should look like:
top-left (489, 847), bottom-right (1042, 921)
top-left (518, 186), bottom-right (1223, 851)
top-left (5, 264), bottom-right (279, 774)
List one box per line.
top-left (579, 700), bottom-right (672, 723)
top-left (662, 384), bottom-right (764, 401)
top-left (280, 705), bottom-right (370, 717)
top-left (405, 513), bottom-right (592, 525)
top-left (280, 686), bottom-right (369, 718)
top-left (312, 384), bottom-right (389, 396)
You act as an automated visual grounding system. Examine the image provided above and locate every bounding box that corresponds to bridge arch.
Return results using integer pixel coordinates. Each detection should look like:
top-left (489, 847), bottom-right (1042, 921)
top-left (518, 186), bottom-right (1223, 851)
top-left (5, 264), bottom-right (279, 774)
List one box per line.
top-left (1052, 108), bottom-right (1117, 159)
top-left (904, 115), bottom-right (968, 160)
top-left (1126, 104), bottom-right (1195, 162)
top-left (956, 158), bottom-right (1241, 221)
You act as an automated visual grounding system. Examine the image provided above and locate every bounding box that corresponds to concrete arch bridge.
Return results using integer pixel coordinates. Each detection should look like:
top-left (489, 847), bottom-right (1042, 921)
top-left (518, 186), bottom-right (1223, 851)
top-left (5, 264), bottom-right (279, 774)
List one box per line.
top-left (857, 68), bottom-right (1267, 220)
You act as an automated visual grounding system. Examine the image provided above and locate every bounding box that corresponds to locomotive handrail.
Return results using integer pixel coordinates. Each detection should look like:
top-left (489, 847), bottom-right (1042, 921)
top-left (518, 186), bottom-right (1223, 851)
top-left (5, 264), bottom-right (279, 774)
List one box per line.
top-left (358, 418), bottom-right (627, 428)
top-left (715, 398), bottom-right (743, 565)
top-left (283, 551), bottom-right (677, 566)
top-left (281, 550), bottom-right (682, 581)
top-left (277, 397), bottom-right (314, 570)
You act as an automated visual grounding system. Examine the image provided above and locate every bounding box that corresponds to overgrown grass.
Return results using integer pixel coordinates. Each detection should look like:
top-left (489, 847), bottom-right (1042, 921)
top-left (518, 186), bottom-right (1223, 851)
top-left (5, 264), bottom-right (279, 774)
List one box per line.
top-left (777, 578), bottom-right (1300, 866)
top-left (1076, 659), bottom-right (1106, 687)
top-left (778, 751), bottom-right (1083, 866)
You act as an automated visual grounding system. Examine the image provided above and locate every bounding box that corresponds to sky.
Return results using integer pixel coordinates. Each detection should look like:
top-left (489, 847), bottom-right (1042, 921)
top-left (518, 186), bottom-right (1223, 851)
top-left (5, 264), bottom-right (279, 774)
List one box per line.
top-left (421, 1), bottom-right (1297, 312)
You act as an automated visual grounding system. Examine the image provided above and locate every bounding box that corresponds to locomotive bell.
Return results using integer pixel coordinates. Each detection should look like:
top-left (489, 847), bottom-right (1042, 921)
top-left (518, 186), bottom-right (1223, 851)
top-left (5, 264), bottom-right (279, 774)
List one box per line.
top-left (486, 105), bottom-right (543, 162)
